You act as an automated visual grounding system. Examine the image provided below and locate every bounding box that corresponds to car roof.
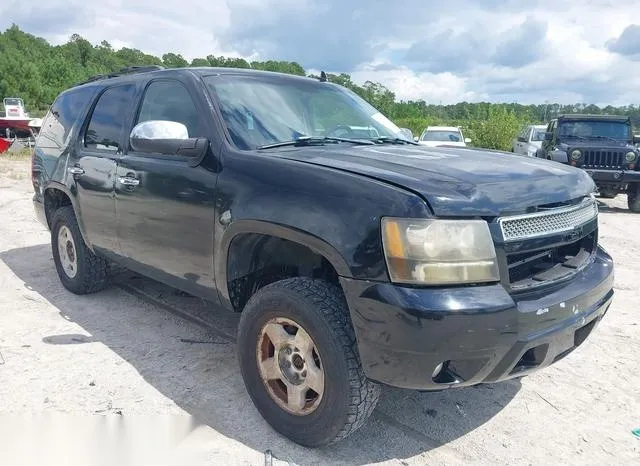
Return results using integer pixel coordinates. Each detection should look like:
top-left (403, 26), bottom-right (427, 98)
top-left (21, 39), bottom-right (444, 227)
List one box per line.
top-left (68, 66), bottom-right (320, 92)
top-left (557, 114), bottom-right (630, 122)
top-left (425, 126), bottom-right (460, 131)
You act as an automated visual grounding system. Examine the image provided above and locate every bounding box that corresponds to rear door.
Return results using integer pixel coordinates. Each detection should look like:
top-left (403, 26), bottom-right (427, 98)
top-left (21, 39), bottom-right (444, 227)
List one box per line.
top-left (69, 84), bottom-right (135, 256)
top-left (115, 77), bottom-right (219, 296)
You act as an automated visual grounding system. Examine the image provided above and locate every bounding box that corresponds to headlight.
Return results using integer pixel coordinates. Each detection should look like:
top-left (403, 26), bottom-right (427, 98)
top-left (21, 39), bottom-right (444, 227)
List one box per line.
top-left (571, 150), bottom-right (581, 160)
top-left (381, 218), bottom-right (500, 285)
top-left (625, 151), bottom-right (636, 162)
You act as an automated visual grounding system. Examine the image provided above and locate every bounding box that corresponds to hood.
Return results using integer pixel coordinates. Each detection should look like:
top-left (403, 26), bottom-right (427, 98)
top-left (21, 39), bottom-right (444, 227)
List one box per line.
top-left (418, 140), bottom-right (466, 148)
top-left (275, 145), bottom-right (595, 216)
top-left (558, 139), bottom-right (636, 151)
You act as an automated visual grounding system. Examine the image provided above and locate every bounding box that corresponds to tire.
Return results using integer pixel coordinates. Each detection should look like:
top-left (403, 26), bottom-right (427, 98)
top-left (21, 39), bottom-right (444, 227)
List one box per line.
top-left (628, 193), bottom-right (640, 213)
top-left (237, 277), bottom-right (380, 447)
top-left (51, 206), bottom-right (111, 294)
top-left (598, 190), bottom-right (617, 199)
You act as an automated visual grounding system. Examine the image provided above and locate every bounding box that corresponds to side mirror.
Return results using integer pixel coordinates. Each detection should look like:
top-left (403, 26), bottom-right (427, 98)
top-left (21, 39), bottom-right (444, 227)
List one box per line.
top-left (544, 132), bottom-right (553, 141)
top-left (129, 120), bottom-right (209, 158)
top-left (413, 136), bottom-right (419, 142)
top-left (464, 138), bottom-right (472, 144)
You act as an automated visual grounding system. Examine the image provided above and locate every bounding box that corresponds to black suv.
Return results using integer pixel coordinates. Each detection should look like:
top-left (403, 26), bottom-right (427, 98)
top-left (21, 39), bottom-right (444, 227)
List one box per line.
top-left (32, 66), bottom-right (614, 447)
top-left (537, 114), bottom-right (640, 211)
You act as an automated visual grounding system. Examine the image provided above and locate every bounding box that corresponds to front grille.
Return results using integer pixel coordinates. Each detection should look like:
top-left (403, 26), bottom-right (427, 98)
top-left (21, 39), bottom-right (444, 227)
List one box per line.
top-left (499, 198), bottom-right (597, 242)
top-left (507, 232), bottom-right (596, 290)
top-left (582, 150), bottom-right (625, 169)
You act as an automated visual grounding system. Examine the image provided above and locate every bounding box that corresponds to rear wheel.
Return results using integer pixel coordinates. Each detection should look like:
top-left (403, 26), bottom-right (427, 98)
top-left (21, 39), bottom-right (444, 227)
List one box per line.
top-left (51, 206), bottom-right (111, 294)
top-left (237, 277), bottom-right (380, 447)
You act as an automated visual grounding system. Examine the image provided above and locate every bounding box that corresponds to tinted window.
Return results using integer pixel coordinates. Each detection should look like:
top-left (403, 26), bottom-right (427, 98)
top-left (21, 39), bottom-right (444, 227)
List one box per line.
top-left (531, 128), bottom-right (547, 141)
top-left (558, 120), bottom-right (631, 140)
top-left (421, 130), bottom-right (462, 142)
top-left (37, 88), bottom-right (94, 153)
top-left (85, 85), bottom-right (135, 152)
top-left (136, 80), bottom-right (204, 138)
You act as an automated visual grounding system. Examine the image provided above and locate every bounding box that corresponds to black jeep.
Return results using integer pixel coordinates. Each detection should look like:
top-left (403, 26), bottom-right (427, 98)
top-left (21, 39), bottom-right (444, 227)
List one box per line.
top-left (536, 114), bottom-right (640, 211)
top-left (32, 66), bottom-right (614, 447)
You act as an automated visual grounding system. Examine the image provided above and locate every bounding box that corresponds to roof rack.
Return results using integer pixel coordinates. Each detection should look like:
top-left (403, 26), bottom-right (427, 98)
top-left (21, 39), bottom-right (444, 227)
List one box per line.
top-left (74, 65), bottom-right (165, 86)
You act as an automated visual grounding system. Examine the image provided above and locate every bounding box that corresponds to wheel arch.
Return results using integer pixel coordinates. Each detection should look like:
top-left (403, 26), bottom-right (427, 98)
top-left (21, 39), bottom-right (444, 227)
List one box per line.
top-left (43, 183), bottom-right (91, 247)
top-left (216, 220), bottom-right (352, 311)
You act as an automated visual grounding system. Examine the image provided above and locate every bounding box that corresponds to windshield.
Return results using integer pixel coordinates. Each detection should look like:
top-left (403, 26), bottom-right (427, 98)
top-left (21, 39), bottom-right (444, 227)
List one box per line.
top-left (204, 76), bottom-right (404, 150)
top-left (531, 128), bottom-right (547, 141)
top-left (558, 120), bottom-right (631, 141)
top-left (420, 130), bottom-right (462, 142)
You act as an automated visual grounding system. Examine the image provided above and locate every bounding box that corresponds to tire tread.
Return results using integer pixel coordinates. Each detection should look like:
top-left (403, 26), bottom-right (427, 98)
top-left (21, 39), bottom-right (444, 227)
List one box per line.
top-left (240, 277), bottom-right (380, 445)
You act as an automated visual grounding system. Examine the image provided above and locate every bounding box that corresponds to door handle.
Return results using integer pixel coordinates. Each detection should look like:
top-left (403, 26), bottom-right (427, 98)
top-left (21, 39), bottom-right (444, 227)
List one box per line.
top-left (118, 176), bottom-right (140, 186)
top-left (68, 166), bottom-right (85, 176)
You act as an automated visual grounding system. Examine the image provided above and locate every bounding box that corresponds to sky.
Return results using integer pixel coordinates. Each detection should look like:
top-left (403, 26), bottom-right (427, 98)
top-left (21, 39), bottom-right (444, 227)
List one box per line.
top-left (3, 0), bottom-right (640, 105)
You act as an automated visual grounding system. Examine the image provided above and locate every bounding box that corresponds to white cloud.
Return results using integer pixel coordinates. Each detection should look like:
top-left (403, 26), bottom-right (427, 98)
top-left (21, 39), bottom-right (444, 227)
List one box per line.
top-left (3, 0), bottom-right (640, 104)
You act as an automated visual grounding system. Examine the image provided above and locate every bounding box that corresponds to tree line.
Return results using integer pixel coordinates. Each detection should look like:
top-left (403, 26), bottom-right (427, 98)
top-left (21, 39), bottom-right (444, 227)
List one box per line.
top-left (2, 24), bottom-right (640, 151)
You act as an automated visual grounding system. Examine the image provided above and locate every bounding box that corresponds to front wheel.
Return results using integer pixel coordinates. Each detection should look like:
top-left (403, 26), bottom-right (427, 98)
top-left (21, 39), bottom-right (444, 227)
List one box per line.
top-left (598, 189), bottom-right (618, 199)
top-left (237, 278), bottom-right (380, 447)
top-left (628, 193), bottom-right (640, 213)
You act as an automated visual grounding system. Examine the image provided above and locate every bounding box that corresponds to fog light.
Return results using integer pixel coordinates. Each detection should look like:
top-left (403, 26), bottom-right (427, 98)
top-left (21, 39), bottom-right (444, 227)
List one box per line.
top-left (432, 362), bottom-right (445, 379)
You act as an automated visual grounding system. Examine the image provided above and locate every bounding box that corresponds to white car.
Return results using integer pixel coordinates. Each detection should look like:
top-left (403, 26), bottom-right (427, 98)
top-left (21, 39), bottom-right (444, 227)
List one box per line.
top-left (416, 126), bottom-right (471, 147)
top-left (512, 124), bottom-right (547, 156)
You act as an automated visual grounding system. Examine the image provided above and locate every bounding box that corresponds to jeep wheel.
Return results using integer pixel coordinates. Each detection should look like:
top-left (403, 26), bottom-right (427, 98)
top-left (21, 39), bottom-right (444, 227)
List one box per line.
top-left (237, 277), bottom-right (380, 447)
top-left (51, 206), bottom-right (111, 294)
top-left (628, 193), bottom-right (640, 213)
top-left (598, 189), bottom-right (617, 199)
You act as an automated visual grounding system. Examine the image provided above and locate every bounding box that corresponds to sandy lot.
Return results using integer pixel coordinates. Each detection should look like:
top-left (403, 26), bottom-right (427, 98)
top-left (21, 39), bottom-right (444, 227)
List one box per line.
top-left (0, 158), bottom-right (638, 466)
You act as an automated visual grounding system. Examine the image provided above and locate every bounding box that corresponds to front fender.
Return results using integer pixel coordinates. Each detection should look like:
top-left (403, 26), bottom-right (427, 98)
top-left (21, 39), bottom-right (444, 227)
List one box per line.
top-left (215, 220), bottom-right (352, 308)
top-left (212, 149), bottom-right (432, 308)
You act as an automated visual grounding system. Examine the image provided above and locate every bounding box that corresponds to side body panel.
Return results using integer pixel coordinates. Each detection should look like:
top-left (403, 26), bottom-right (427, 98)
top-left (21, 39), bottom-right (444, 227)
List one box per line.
top-left (212, 147), bottom-right (431, 310)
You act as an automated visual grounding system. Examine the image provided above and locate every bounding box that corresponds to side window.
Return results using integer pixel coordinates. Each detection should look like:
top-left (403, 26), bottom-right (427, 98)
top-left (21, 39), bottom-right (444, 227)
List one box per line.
top-left (518, 127), bottom-right (527, 140)
top-left (524, 127), bottom-right (532, 141)
top-left (37, 88), bottom-right (94, 155)
top-left (84, 84), bottom-right (135, 152)
top-left (135, 80), bottom-right (204, 138)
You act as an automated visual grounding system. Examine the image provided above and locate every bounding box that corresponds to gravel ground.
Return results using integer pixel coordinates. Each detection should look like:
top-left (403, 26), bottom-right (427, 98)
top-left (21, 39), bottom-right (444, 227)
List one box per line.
top-left (0, 159), bottom-right (638, 466)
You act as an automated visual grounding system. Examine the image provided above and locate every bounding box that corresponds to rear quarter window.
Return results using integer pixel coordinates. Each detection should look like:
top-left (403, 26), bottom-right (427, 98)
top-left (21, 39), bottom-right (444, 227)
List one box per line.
top-left (36, 87), bottom-right (95, 156)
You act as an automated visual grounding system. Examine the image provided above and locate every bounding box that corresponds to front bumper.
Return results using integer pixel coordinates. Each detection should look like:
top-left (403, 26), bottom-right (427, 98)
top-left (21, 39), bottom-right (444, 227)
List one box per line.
top-left (341, 247), bottom-right (614, 390)
top-left (583, 168), bottom-right (640, 184)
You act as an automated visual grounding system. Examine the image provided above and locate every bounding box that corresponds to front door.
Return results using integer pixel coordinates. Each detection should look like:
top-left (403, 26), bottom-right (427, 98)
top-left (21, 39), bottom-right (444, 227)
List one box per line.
top-left (70, 84), bottom-right (135, 256)
top-left (115, 78), bottom-right (219, 297)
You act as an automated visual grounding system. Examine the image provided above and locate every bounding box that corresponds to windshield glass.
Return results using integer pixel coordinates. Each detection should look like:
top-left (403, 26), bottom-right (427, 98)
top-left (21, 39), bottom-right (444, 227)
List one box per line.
top-left (558, 120), bottom-right (631, 141)
top-left (531, 128), bottom-right (547, 141)
top-left (420, 130), bottom-right (462, 142)
top-left (204, 76), bottom-right (404, 149)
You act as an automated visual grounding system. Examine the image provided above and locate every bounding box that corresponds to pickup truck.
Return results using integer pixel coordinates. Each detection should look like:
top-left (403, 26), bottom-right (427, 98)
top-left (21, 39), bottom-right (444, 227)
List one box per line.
top-left (32, 66), bottom-right (614, 447)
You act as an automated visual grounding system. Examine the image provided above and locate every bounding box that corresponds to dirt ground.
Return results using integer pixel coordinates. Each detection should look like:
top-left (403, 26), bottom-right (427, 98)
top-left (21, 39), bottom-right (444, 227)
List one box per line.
top-left (0, 158), bottom-right (638, 466)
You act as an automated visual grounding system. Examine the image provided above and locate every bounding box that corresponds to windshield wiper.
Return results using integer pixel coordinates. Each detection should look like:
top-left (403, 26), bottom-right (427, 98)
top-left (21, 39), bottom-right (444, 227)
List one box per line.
top-left (258, 136), bottom-right (375, 149)
top-left (560, 135), bottom-right (587, 140)
top-left (371, 136), bottom-right (419, 145)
